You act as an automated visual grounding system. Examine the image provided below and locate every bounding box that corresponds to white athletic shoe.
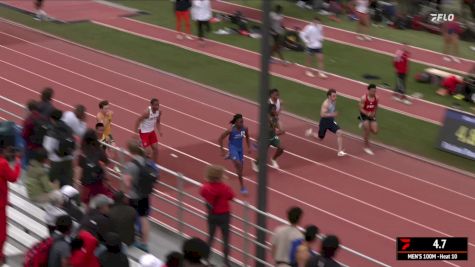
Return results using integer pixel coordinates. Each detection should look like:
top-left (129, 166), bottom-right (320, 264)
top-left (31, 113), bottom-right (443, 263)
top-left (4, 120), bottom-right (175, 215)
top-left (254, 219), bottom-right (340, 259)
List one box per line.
top-left (318, 72), bottom-right (328, 79)
top-left (364, 35), bottom-right (372, 41)
top-left (337, 151), bottom-right (347, 157)
top-left (358, 122), bottom-right (363, 129)
top-left (452, 57), bottom-right (461, 63)
top-left (185, 35), bottom-right (193, 40)
top-left (305, 71), bottom-right (315, 77)
top-left (393, 96), bottom-right (402, 102)
top-left (305, 128), bottom-right (313, 137)
top-left (443, 56), bottom-right (452, 62)
top-left (177, 34), bottom-right (183, 40)
top-left (271, 160), bottom-right (279, 169)
top-left (402, 99), bottom-right (412, 105)
top-left (364, 148), bottom-right (374, 155)
top-left (251, 161), bottom-right (259, 172)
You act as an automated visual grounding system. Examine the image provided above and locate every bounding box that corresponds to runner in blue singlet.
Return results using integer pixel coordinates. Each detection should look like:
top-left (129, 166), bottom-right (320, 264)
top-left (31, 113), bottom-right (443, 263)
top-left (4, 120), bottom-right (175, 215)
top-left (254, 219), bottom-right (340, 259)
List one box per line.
top-left (219, 114), bottom-right (250, 194)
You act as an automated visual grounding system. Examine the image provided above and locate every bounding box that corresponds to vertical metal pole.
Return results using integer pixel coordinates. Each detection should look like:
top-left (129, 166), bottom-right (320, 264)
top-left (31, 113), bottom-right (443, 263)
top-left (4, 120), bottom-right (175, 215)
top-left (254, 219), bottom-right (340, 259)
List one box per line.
top-left (256, 0), bottom-right (272, 266)
top-left (177, 173), bottom-right (185, 236)
top-left (242, 202), bottom-right (251, 267)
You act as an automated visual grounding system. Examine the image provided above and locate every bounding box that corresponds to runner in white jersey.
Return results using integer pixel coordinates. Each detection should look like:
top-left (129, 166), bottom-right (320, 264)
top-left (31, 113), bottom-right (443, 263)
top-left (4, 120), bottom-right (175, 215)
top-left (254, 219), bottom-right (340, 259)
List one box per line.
top-left (353, 0), bottom-right (371, 40)
top-left (136, 98), bottom-right (162, 162)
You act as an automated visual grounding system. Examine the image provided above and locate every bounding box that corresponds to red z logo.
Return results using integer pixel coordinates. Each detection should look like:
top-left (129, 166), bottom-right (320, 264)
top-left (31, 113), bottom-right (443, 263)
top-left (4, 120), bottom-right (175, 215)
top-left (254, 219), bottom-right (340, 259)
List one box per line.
top-left (400, 238), bottom-right (411, 251)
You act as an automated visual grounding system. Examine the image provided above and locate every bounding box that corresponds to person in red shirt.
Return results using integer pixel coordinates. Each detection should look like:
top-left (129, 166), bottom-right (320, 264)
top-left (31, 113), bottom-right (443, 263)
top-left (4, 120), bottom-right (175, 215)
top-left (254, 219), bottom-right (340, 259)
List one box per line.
top-left (393, 43), bottom-right (412, 105)
top-left (70, 230), bottom-right (100, 267)
top-left (359, 84), bottom-right (379, 155)
top-left (199, 165), bottom-right (235, 267)
top-left (0, 147), bottom-right (21, 264)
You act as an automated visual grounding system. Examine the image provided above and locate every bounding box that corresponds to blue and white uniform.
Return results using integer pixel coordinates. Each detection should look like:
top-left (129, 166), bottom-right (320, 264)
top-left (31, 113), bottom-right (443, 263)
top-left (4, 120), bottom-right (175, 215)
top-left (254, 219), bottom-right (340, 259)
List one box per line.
top-left (318, 100), bottom-right (340, 139)
top-left (228, 125), bottom-right (246, 162)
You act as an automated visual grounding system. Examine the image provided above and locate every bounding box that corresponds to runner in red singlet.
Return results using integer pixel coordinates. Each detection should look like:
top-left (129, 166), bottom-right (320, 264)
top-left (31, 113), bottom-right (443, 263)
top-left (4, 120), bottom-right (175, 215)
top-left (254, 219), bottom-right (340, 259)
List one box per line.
top-left (359, 84), bottom-right (379, 155)
top-left (136, 98), bottom-right (162, 162)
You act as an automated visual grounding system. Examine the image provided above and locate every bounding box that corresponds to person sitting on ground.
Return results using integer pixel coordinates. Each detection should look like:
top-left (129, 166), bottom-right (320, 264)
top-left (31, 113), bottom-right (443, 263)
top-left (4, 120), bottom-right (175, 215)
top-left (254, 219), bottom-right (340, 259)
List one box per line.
top-left (437, 75), bottom-right (463, 96)
top-left (98, 232), bottom-right (130, 267)
top-left (25, 148), bottom-right (54, 204)
top-left (139, 254), bottom-right (164, 267)
top-left (182, 237), bottom-right (210, 267)
top-left (305, 235), bottom-right (341, 267)
top-left (45, 190), bottom-right (68, 235)
top-left (109, 191), bottom-right (137, 247)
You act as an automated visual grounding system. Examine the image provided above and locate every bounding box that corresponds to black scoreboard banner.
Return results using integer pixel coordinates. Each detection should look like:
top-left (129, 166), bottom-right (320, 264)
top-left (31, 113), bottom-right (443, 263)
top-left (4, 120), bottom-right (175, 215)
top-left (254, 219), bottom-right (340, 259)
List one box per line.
top-left (438, 109), bottom-right (475, 160)
top-left (397, 237), bottom-right (468, 261)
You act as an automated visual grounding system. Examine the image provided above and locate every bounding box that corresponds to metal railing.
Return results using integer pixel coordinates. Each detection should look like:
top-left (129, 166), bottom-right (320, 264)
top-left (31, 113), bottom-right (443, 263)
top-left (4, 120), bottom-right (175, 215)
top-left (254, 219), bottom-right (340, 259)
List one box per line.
top-left (0, 95), bottom-right (391, 267)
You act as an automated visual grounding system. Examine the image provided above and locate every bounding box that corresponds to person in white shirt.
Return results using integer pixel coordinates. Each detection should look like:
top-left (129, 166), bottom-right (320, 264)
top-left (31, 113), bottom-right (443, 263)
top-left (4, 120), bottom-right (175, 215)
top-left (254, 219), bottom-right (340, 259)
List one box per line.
top-left (353, 0), bottom-right (371, 40)
top-left (299, 17), bottom-right (328, 79)
top-left (135, 98), bottom-right (162, 163)
top-left (192, 0), bottom-right (212, 41)
top-left (61, 105), bottom-right (87, 139)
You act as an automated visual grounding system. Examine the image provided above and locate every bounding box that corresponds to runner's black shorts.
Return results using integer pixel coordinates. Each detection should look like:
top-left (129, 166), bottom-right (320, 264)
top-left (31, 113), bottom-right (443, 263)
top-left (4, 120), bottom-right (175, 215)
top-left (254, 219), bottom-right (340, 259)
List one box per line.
top-left (359, 112), bottom-right (376, 122)
top-left (318, 117), bottom-right (340, 139)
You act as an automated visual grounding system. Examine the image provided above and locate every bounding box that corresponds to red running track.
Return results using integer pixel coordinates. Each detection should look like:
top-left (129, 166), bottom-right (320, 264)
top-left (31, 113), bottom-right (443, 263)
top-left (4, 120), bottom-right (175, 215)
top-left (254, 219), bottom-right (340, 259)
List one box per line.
top-left (214, 0), bottom-right (474, 74)
top-left (1, 19), bottom-right (475, 267)
top-left (92, 16), bottom-right (454, 125)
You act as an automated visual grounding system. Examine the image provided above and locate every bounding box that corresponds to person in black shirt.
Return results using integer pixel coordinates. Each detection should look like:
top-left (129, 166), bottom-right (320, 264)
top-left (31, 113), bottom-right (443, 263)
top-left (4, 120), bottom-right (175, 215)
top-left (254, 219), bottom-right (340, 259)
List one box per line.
top-left (305, 235), bottom-right (341, 267)
top-left (98, 232), bottom-right (129, 267)
top-left (37, 87), bottom-right (55, 118)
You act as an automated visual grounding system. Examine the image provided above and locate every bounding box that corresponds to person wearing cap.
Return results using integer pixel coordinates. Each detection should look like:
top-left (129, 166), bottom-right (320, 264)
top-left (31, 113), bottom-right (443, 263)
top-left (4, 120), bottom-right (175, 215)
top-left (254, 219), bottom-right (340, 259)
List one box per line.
top-left (60, 185), bottom-right (84, 222)
top-left (294, 225), bottom-right (319, 267)
top-left (272, 206), bottom-right (304, 267)
top-left (79, 194), bottom-right (113, 243)
top-left (98, 232), bottom-right (130, 267)
top-left (182, 237), bottom-right (210, 267)
top-left (305, 235), bottom-right (341, 267)
top-left (44, 190), bottom-right (68, 235)
top-left (109, 191), bottom-right (137, 246)
top-left (199, 165), bottom-right (234, 267)
top-left (139, 253), bottom-right (163, 267)
top-left (25, 147), bottom-right (54, 204)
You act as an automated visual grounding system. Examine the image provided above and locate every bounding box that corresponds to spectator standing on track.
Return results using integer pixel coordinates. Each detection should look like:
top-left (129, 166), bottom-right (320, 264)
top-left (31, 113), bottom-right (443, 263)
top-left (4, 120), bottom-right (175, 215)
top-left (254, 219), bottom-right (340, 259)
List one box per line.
top-left (270, 5), bottom-right (290, 65)
top-left (123, 139), bottom-right (158, 252)
top-left (43, 109), bottom-right (76, 187)
top-left (218, 114), bottom-right (250, 194)
top-left (136, 98), bottom-right (162, 163)
top-left (305, 89), bottom-right (347, 157)
top-left (25, 148), bottom-right (54, 204)
top-left (0, 146), bottom-right (21, 265)
top-left (353, 0), bottom-right (371, 40)
top-left (200, 165), bottom-right (235, 267)
top-left (34, 0), bottom-right (48, 21)
top-left (109, 191), bottom-right (137, 247)
top-left (37, 87), bottom-right (55, 118)
top-left (305, 235), bottom-right (341, 267)
top-left (393, 43), bottom-right (412, 105)
top-left (300, 17), bottom-right (328, 79)
top-left (442, 16), bottom-right (462, 63)
top-left (47, 215), bottom-right (74, 267)
top-left (22, 100), bottom-right (48, 165)
top-left (191, 0), bottom-right (212, 42)
top-left (271, 206), bottom-right (304, 267)
top-left (175, 0), bottom-right (193, 40)
top-left (78, 129), bottom-right (111, 204)
top-left (359, 84), bottom-right (379, 155)
top-left (62, 105), bottom-right (87, 139)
